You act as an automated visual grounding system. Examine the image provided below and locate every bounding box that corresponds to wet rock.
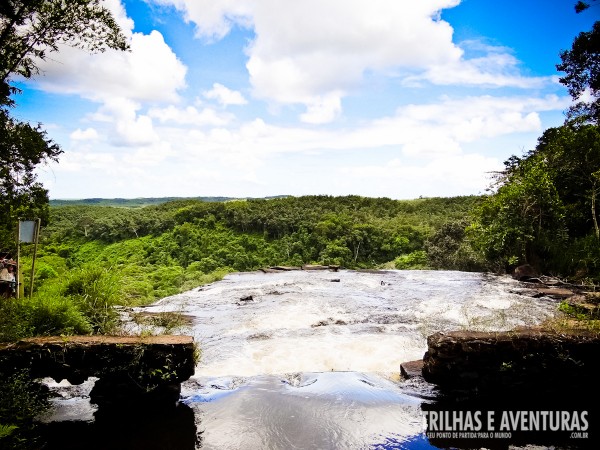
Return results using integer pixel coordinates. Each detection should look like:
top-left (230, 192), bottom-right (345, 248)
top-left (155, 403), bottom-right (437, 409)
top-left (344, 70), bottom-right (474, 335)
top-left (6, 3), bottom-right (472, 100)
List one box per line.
top-left (400, 360), bottom-right (423, 379)
top-left (269, 266), bottom-right (301, 271)
top-left (0, 336), bottom-right (196, 408)
top-left (530, 287), bottom-right (575, 299)
top-left (247, 333), bottom-right (271, 340)
top-left (422, 330), bottom-right (600, 396)
top-left (302, 264), bottom-right (331, 270)
top-left (259, 267), bottom-right (283, 273)
top-left (512, 264), bottom-right (538, 281)
top-left (311, 317), bottom-right (347, 327)
top-left (40, 402), bottom-right (198, 450)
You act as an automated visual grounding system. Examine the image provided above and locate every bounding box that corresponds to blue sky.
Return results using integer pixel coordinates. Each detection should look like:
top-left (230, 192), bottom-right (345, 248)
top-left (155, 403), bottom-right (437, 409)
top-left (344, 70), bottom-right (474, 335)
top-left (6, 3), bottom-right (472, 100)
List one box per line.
top-left (12, 0), bottom-right (599, 199)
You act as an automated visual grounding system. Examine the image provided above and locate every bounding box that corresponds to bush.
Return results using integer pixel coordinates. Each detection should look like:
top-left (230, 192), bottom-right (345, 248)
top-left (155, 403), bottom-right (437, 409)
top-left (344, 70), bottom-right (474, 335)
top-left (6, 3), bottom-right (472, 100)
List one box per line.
top-left (0, 370), bottom-right (49, 449)
top-left (63, 266), bottom-right (122, 334)
top-left (426, 220), bottom-right (488, 272)
top-left (394, 251), bottom-right (429, 270)
top-left (0, 295), bottom-right (90, 342)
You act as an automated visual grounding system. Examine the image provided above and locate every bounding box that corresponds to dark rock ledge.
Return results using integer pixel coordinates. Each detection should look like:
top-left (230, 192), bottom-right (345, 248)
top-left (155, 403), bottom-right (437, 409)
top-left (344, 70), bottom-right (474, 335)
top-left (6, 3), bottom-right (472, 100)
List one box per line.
top-left (415, 329), bottom-right (600, 396)
top-left (0, 335), bottom-right (196, 409)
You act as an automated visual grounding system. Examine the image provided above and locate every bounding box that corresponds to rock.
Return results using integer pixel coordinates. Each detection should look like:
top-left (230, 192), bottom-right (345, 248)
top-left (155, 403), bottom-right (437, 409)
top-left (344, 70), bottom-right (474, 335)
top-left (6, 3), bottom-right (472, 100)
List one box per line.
top-left (421, 330), bottom-right (600, 396)
top-left (239, 295), bottom-right (254, 302)
top-left (259, 268), bottom-right (283, 273)
top-left (400, 360), bottom-right (423, 379)
top-left (564, 295), bottom-right (600, 317)
top-left (269, 266), bottom-right (300, 271)
top-left (330, 279), bottom-right (340, 282)
top-left (0, 335), bottom-right (196, 408)
top-left (302, 264), bottom-right (330, 270)
top-left (531, 287), bottom-right (575, 299)
top-left (513, 264), bottom-right (538, 281)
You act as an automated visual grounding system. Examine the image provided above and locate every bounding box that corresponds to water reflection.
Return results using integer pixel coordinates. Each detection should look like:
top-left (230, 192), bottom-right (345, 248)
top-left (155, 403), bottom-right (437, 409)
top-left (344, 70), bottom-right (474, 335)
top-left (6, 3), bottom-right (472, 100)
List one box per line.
top-left (40, 402), bottom-right (199, 450)
top-left (183, 372), bottom-right (438, 450)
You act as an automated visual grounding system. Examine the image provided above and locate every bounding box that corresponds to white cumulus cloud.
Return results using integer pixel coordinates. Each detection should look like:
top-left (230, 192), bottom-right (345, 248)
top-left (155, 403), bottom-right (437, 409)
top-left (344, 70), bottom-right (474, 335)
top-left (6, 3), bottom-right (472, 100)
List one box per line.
top-left (203, 83), bottom-right (247, 106)
top-left (70, 128), bottom-right (99, 141)
top-left (148, 0), bottom-right (550, 124)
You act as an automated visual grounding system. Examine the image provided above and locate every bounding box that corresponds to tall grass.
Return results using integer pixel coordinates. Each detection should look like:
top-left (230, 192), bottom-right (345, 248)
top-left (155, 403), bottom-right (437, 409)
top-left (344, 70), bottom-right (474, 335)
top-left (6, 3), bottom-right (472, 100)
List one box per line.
top-left (63, 266), bottom-right (122, 334)
top-left (0, 265), bottom-right (124, 342)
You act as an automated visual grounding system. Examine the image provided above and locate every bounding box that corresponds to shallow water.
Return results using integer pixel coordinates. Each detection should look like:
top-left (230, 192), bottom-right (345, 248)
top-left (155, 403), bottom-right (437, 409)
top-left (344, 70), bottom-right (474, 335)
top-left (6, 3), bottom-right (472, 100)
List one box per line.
top-left (145, 270), bottom-right (556, 376)
top-left (44, 270), bottom-right (564, 449)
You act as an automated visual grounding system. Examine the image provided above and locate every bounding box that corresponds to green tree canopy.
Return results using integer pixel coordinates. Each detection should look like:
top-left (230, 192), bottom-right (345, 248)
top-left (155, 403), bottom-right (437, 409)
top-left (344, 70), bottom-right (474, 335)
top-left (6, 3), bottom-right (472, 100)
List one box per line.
top-left (557, 20), bottom-right (600, 123)
top-left (0, 108), bottom-right (61, 248)
top-left (0, 0), bottom-right (129, 88)
top-left (0, 1), bottom-right (128, 253)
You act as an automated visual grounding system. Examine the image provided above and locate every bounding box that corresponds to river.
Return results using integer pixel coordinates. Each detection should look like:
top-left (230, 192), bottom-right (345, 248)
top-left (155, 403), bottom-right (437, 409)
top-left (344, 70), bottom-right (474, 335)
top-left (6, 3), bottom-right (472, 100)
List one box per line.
top-left (42, 270), bottom-right (563, 449)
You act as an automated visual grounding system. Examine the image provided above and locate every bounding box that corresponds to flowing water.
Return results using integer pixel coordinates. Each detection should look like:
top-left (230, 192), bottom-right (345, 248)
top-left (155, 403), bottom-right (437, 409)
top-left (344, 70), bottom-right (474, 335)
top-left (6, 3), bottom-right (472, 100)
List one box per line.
top-left (43, 270), bottom-right (563, 449)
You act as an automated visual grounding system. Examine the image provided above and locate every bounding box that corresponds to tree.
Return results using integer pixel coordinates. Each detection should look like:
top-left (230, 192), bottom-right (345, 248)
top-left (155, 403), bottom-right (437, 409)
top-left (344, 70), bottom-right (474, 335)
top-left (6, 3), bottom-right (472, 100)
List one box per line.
top-left (0, 1), bottom-right (128, 252)
top-left (556, 20), bottom-right (600, 123)
top-left (0, 109), bottom-right (61, 249)
top-left (470, 157), bottom-right (566, 272)
top-left (0, 0), bottom-right (128, 88)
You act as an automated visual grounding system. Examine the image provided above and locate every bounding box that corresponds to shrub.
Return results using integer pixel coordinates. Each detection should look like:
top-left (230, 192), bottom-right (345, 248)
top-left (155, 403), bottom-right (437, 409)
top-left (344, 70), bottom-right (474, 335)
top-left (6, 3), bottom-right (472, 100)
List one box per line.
top-left (0, 370), bottom-right (49, 449)
top-left (394, 251), bottom-right (429, 270)
top-left (63, 266), bottom-right (122, 334)
top-left (0, 295), bottom-right (90, 342)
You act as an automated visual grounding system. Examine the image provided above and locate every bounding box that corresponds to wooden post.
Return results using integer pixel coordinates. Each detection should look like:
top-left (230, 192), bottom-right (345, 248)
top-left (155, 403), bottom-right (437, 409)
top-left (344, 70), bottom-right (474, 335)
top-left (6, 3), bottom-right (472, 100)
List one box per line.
top-left (29, 218), bottom-right (41, 299)
top-left (15, 220), bottom-right (20, 299)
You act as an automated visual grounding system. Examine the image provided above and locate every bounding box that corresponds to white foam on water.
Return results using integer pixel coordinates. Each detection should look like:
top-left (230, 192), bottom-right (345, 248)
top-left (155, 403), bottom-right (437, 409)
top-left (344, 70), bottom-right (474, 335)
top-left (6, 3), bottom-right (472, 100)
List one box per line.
top-left (141, 270), bottom-right (559, 377)
top-left (194, 334), bottom-right (426, 377)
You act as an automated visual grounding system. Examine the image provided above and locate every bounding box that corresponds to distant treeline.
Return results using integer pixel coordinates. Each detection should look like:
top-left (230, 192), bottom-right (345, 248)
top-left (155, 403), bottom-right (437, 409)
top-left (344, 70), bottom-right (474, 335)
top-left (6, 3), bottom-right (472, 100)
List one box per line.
top-left (20, 195), bottom-right (482, 305)
top-left (49, 195), bottom-right (290, 208)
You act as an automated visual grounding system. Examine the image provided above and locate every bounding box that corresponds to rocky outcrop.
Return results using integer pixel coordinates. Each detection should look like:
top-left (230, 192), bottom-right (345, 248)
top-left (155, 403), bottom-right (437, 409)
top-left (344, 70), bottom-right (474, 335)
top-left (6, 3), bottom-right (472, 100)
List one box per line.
top-left (400, 359), bottom-right (423, 379)
top-left (259, 265), bottom-right (340, 273)
top-left (512, 264), bottom-right (538, 281)
top-left (0, 335), bottom-right (196, 408)
top-left (421, 330), bottom-right (600, 395)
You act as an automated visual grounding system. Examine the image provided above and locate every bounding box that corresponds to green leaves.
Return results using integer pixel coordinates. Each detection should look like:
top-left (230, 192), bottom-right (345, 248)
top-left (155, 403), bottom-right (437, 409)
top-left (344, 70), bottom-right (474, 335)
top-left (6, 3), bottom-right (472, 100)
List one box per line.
top-left (470, 122), bottom-right (600, 277)
top-left (0, 109), bottom-right (62, 252)
top-left (557, 21), bottom-right (600, 124)
top-left (0, 0), bottom-right (129, 84)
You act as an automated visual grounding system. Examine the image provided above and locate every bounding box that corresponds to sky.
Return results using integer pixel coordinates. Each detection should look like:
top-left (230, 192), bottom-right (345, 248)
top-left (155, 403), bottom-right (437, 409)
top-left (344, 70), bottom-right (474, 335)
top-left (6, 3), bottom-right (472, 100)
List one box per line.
top-left (11, 0), bottom-right (600, 200)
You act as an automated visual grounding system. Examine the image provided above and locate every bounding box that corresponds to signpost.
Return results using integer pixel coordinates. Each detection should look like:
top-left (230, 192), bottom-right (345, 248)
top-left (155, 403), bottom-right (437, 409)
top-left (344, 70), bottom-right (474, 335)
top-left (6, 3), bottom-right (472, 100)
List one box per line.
top-left (17, 219), bottom-right (41, 299)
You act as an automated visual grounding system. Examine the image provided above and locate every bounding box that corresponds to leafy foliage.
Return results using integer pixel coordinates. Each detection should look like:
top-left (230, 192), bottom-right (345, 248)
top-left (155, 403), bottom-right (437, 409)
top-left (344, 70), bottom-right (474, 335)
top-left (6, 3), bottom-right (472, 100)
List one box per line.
top-left (557, 20), bottom-right (600, 123)
top-left (0, 0), bottom-right (129, 85)
top-left (425, 220), bottom-right (487, 271)
top-left (470, 122), bottom-right (600, 277)
top-left (0, 369), bottom-right (49, 449)
top-left (0, 108), bottom-right (61, 251)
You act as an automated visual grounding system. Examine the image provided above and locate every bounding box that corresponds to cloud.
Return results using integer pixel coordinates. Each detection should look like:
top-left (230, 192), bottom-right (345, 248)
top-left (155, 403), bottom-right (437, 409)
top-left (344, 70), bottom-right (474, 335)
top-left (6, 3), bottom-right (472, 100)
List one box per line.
top-left (25, 2), bottom-right (188, 148)
top-left (155, 95), bottom-right (566, 169)
top-left (32, 0), bottom-right (186, 103)
top-left (300, 92), bottom-right (343, 124)
top-left (69, 128), bottom-right (99, 141)
top-left (411, 52), bottom-right (551, 88)
top-left (95, 98), bottom-right (159, 147)
top-left (147, 0), bottom-right (550, 123)
top-left (203, 83), bottom-right (247, 106)
top-left (339, 153), bottom-right (501, 198)
top-left (34, 30), bottom-right (187, 103)
top-left (148, 105), bottom-right (233, 126)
